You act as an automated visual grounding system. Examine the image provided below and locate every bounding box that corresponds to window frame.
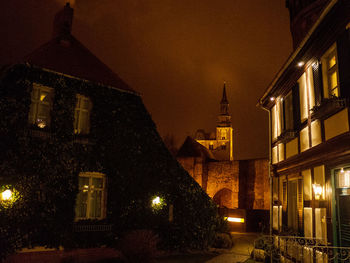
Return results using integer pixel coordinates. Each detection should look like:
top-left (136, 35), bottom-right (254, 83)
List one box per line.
top-left (321, 44), bottom-right (340, 98)
top-left (74, 94), bottom-right (92, 135)
top-left (28, 83), bottom-right (54, 128)
top-left (75, 172), bottom-right (107, 221)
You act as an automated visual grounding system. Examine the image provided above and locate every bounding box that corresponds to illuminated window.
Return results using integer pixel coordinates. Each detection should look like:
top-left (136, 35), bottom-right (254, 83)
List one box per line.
top-left (271, 101), bottom-right (282, 141)
top-left (28, 83), bottom-right (54, 128)
top-left (298, 67), bottom-right (315, 122)
top-left (74, 95), bottom-right (92, 134)
top-left (75, 172), bottom-right (106, 220)
top-left (322, 44), bottom-right (339, 98)
top-left (221, 130), bottom-right (227, 140)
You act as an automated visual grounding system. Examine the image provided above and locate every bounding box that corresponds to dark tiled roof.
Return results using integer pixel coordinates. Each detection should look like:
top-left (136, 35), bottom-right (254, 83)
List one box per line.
top-left (177, 136), bottom-right (216, 160)
top-left (24, 34), bottom-right (134, 93)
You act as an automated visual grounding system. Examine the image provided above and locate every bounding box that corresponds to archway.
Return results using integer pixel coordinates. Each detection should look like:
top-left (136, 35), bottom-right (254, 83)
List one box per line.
top-left (213, 188), bottom-right (234, 208)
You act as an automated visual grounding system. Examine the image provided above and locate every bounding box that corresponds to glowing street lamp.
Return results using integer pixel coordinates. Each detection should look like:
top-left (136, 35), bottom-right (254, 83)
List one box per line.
top-left (152, 196), bottom-right (161, 206)
top-left (313, 184), bottom-right (323, 200)
top-left (1, 189), bottom-right (12, 201)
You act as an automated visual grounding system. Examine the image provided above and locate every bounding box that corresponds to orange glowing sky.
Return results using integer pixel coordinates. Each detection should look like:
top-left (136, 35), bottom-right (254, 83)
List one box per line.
top-left (0, 0), bottom-right (292, 159)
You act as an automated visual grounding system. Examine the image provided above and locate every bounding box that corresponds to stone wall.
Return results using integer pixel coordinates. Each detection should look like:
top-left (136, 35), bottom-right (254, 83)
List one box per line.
top-left (177, 157), bottom-right (269, 210)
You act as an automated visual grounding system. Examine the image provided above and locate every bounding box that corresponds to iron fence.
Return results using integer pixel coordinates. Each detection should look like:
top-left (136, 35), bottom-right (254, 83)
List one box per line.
top-left (254, 235), bottom-right (350, 263)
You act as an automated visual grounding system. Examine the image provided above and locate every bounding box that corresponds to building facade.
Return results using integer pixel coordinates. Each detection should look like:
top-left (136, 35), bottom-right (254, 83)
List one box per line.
top-left (259, 0), bottom-right (350, 255)
top-left (0, 4), bottom-right (218, 260)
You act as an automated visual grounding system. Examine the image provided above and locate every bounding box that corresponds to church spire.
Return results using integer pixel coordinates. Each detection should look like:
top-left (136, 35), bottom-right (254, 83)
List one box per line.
top-left (218, 83), bottom-right (231, 127)
top-left (221, 82), bottom-right (228, 104)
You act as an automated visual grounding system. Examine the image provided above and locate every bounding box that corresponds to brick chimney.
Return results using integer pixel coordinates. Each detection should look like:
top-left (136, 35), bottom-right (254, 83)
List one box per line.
top-left (53, 2), bottom-right (74, 38)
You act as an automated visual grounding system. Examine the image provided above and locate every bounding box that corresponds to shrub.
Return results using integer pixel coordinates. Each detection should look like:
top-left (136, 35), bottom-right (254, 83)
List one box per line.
top-left (212, 232), bottom-right (233, 249)
top-left (119, 229), bottom-right (159, 263)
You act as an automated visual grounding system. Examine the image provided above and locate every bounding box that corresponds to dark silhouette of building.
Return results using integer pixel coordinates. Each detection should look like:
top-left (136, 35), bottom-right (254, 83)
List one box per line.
top-left (0, 4), bottom-right (217, 261)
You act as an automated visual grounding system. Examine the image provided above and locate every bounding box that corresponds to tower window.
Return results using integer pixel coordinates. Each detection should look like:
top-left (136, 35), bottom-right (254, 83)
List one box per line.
top-left (221, 144), bottom-right (226, 150)
top-left (28, 83), bottom-right (54, 128)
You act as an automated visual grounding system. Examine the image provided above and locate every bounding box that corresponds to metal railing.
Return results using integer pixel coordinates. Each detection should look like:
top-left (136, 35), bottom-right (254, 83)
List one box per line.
top-left (253, 235), bottom-right (350, 263)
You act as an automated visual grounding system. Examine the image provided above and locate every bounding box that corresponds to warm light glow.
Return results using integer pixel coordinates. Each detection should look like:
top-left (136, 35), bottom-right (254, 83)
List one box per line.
top-left (36, 119), bottom-right (46, 128)
top-left (270, 97), bottom-right (275, 101)
top-left (297, 61), bottom-right (304, 67)
top-left (152, 196), bottom-right (161, 205)
top-left (1, 189), bottom-right (12, 201)
top-left (226, 217), bottom-right (244, 223)
top-left (338, 169), bottom-right (350, 188)
top-left (313, 184), bottom-right (323, 200)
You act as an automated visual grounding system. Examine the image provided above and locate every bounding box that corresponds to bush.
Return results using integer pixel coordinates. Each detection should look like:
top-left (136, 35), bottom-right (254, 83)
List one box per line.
top-left (212, 232), bottom-right (233, 249)
top-left (119, 229), bottom-right (159, 263)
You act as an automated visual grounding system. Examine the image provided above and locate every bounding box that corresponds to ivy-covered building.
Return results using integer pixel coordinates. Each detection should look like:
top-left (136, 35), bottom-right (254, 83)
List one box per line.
top-left (0, 3), bottom-right (217, 259)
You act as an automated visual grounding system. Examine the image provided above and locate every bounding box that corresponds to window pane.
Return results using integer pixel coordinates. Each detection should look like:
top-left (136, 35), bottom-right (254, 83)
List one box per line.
top-left (78, 177), bottom-right (89, 189)
top-left (299, 73), bottom-right (308, 121)
top-left (74, 95), bottom-right (91, 134)
top-left (271, 105), bottom-right (277, 141)
top-left (75, 191), bottom-right (88, 218)
top-left (82, 99), bottom-right (90, 109)
top-left (38, 104), bottom-right (50, 117)
top-left (92, 177), bottom-right (103, 188)
top-left (329, 55), bottom-right (336, 68)
top-left (329, 71), bottom-right (338, 91)
top-left (40, 90), bottom-right (50, 102)
top-left (90, 190), bottom-right (102, 218)
top-left (32, 88), bottom-right (39, 100)
top-left (284, 93), bottom-right (293, 130)
top-left (300, 126), bottom-right (309, 152)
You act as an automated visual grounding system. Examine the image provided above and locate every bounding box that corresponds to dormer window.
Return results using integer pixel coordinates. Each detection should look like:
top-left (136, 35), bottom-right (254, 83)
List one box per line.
top-left (28, 83), bottom-right (54, 128)
top-left (74, 94), bottom-right (92, 135)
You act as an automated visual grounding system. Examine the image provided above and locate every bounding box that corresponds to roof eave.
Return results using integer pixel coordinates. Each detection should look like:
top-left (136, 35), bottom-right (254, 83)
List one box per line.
top-left (258, 0), bottom-right (338, 107)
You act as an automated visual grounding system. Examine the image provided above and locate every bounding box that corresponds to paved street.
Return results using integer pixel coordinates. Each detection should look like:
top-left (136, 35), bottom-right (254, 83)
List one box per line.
top-left (206, 233), bottom-right (258, 263)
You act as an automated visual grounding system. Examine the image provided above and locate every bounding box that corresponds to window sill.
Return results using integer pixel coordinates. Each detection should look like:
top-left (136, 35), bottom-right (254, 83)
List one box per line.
top-left (73, 224), bottom-right (112, 232)
top-left (73, 134), bottom-right (91, 144)
top-left (29, 128), bottom-right (52, 139)
top-left (272, 130), bottom-right (297, 146)
top-left (311, 97), bottom-right (349, 120)
top-left (278, 130), bottom-right (298, 144)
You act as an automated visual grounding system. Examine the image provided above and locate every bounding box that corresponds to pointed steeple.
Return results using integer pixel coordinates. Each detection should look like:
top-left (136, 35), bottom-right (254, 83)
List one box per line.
top-left (218, 83), bottom-right (231, 127)
top-left (221, 82), bottom-right (228, 104)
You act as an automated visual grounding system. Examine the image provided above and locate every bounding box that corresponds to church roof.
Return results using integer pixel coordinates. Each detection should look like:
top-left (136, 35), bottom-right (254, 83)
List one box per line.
top-left (23, 3), bottom-right (134, 93)
top-left (177, 136), bottom-right (216, 160)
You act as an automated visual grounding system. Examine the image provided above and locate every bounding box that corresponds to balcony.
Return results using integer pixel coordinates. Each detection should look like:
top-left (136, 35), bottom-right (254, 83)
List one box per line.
top-left (311, 97), bottom-right (349, 120)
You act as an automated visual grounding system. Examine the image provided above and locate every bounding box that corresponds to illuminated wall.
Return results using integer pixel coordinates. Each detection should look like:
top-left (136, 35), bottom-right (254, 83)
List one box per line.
top-left (324, 108), bottom-right (349, 141)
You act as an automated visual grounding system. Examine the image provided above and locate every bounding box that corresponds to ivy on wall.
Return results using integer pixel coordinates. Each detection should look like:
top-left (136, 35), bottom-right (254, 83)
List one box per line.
top-left (0, 64), bottom-right (219, 259)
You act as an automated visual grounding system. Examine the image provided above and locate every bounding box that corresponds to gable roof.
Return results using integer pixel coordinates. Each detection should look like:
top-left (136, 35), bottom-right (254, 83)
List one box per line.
top-left (22, 3), bottom-right (134, 93)
top-left (24, 35), bottom-right (134, 93)
top-left (177, 136), bottom-right (216, 160)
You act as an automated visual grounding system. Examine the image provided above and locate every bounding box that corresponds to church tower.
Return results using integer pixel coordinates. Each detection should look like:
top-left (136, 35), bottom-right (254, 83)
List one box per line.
top-left (216, 83), bottom-right (233, 161)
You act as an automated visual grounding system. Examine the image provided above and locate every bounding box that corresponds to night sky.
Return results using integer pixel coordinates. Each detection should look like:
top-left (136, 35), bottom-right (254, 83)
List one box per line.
top-left (0, 0), bottom-right (292, 159)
